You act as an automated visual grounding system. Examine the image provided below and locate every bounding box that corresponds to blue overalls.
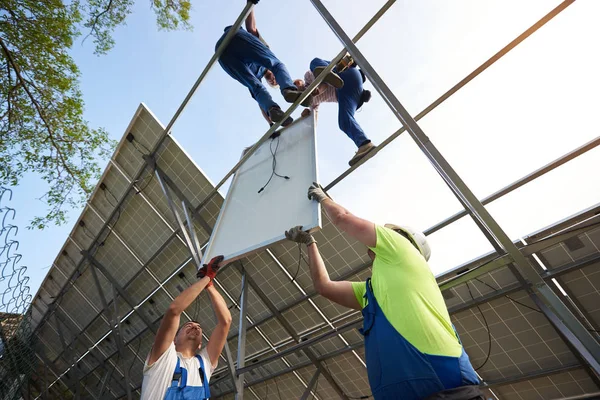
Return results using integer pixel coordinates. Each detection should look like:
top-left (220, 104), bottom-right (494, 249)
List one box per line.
top-left (360, 279), bottom-right (479, 400)
top-left (164, 355), bottom-right (210, 400)
top-left (216, 26), bottom-right (297, 116)
top-left (309, 58), bottom-right (370, 148)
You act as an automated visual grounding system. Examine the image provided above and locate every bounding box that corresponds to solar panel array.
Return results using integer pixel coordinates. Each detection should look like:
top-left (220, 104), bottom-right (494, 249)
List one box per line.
top-left (25, 103), bottom-right (600, 399)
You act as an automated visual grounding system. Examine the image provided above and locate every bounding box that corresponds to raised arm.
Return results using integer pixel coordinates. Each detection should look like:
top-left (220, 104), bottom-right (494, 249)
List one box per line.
top-left (309, 184), bottom-right (376, 248)
top-left (148, 276), bottom-right (211, 365)
top-left (205, 285), bottom-right (232, 367)
top-left (285, 227), bottom-right (361, 310)
top-left (245, 9), bottom-right (258, 37)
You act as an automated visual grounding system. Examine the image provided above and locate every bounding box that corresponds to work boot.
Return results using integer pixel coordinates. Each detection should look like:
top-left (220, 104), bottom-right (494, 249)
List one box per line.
top-left (282, 88), bottom-right (312, 107)
top-left (335, 52), bottom-right (355, 73)
top-left (348, 142), bottom-right (376, 167)
top-left (268, 106), bottom-right (293, 126)
top-left (313, 66), bottom-right (344, 89)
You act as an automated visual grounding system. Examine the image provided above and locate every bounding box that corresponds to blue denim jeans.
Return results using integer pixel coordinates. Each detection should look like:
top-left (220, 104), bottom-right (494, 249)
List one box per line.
top-left (217, 27), bottom-right (296, 114)
top-left (310, 58), bottom-right (370, 147)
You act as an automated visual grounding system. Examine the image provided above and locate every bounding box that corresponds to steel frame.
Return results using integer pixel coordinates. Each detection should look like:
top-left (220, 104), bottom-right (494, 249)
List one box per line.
top-left (29, 0), bottom-right (600, 398)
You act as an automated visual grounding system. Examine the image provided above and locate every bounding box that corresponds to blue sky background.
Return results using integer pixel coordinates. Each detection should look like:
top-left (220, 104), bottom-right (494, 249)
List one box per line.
top-left (7, 0), bottom-right (600, 300)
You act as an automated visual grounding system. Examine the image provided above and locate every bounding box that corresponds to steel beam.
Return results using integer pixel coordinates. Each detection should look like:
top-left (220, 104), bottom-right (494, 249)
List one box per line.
top-left (110, 285), bottom-right (133, 400)
top-left (227, 260), bottom-right (371, 342)
top-left (300, 370), bottom-right (321, 400)
top-left (484, 363), bottom-right (581, 387)
top-left (325, 0), bottom-right (578, 191)
top-left (425, 135), bottom-right (600, 236)
top-left (216, 341), bottom-right (364, 397)
top-left (84, 252), bottom-right (157, 334)
top-left (154, 166), bottom-right (202, 267)
top-left (236, 264), bottom-right (349, 399)
top-left (153, 164), bottom-right (214, 235)
top-left (235, 269), bottom-right (249, 399)
top-left (439, 224), bottom-right (600, 293)
top-left (237, 318), bottom-right (362, 376)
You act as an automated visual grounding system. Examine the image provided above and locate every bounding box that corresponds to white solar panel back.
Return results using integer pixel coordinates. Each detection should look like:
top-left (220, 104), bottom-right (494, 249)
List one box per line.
top-left (203, 115), bottom-right (321, 264)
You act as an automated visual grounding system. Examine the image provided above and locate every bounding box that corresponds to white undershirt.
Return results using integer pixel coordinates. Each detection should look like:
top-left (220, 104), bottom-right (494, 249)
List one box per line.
top-left (140, 343), bottom-right (216, 400)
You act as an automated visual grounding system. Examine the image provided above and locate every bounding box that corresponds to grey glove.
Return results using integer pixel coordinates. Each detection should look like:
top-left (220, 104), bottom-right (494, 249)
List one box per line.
top-left (285, 225), bottom-right (317, 246)
top-left (307, 182), bottom-right (332, 203)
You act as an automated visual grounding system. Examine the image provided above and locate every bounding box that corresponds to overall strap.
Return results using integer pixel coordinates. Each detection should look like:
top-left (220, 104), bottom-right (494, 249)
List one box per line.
top-left (170, 358), bottom-right (182, 388)
top-left (196, 354), bottom-right (211, 398)
top-left (359, 278), bottom-right (376, 336)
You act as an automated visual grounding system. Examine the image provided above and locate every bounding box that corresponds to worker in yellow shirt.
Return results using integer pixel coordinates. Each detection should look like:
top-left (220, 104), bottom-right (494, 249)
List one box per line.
top-left (285, 184), bottom-right (483, 400)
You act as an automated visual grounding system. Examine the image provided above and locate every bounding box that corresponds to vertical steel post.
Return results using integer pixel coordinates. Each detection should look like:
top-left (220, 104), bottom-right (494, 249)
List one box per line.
top-left (235, 269), bottom-right (249, 399)
top-left (111, 285), bottom-right (133, 400)
top-left (299, 370), bottom-right (321, 400)
top-left (309, 0), bottom-right (600, 366)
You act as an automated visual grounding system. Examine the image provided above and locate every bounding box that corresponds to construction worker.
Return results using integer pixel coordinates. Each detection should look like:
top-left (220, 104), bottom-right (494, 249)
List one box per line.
top-left (294, 57), bottom-right (375, 166)
top-left (216, 6), bottom-right (310, 127)
top-left (140, 256), bottom-right (230, 400)
top-left (285, 185), bottom-right (483, 400)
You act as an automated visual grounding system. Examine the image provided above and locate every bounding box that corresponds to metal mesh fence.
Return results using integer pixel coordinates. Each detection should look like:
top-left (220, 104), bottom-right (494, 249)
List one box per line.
top-left (0, 187), bottom-right (36, 399)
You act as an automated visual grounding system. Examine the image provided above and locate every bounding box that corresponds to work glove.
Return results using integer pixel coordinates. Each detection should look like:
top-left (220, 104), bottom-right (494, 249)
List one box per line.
top-left (307, 182), bottom-right (332, 204)
top-left (197, 255), bottom-right (224, 281)
top-left (285, 226), bottom-right (317, 246)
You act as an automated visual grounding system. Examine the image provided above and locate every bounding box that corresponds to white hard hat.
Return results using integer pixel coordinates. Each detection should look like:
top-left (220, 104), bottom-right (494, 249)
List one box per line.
top-left (384, 224), bottom-right (431, 261)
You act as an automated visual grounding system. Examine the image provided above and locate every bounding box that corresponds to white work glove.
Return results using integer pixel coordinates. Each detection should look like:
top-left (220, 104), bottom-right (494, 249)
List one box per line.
top-left (307, 182), bottom-right (332, 204)
top-left (285, 226), bottom-right (317, 246)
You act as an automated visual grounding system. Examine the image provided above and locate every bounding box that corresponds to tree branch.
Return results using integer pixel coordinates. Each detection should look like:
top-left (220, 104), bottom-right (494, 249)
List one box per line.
top-left (82, 0), bottom-right (114, 45)
top-left (0, 36), bottom-right (79, 185)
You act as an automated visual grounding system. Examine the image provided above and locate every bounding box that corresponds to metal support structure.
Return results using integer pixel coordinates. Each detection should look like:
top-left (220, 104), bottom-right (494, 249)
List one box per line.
top-left (425, 135), bottom-right (600, 236)
top-left (227, 260), bottom-right (371, 342)
top-left (237, 318), bottom-right (362, 376)
top-left (84, 252), bottom-right (157, 334)
top-left (154, 162), bottom-right (203, 267)
top-left (235, 269), bottom-right (249, 399)
top-left (236, 264), bottom-right (349, 400)
top-left (439, 216), bottom-right (600, 291)
top-left (484, 363), bottom-right (581, 387)
top-left (310, 0), bottom-right (600, 370)
top-left (153, 162), bottom-right (241, 392)
top-left (217, 341), bottom-right (364, 397)
top-left (111, 285), bottom-right (134, 400)
top-left (300, 370), bottom-right (321, 400)
top-left (324, 0), bottom-right (578, 191)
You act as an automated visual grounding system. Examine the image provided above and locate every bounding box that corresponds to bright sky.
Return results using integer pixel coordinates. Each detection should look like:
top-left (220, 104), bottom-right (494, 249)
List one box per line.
top-left (8, 0), bottom-right (600, 301)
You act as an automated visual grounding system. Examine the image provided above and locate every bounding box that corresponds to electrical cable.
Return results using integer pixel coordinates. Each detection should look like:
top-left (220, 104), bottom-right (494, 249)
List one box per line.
top-left (291, 243), bottom-right (303, 283)
top-left (131, 139), bottom-right (151, 155)
top-left (134, 167), bottom-right (155, 195)
top-left (311, 373), bottom-right (319, 400)
top-left (473, 277), bottom-right (543, 314)
top-left (81, 225), bottom-right (96, 241)
top-left (263, 378), bottom-right (269, 400)
top-left (104, 187), bottom-right (119, 206)
top-left (291, 242), bottom-right (310, 283)
top-left (274, 376), bottom-right (283, 400)
top-left (258, 136), bottom-right (290, 194)
top-left (127, 337), bottom-right (143, 381)
top-left (465, 281), bottom-right (492, 371)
